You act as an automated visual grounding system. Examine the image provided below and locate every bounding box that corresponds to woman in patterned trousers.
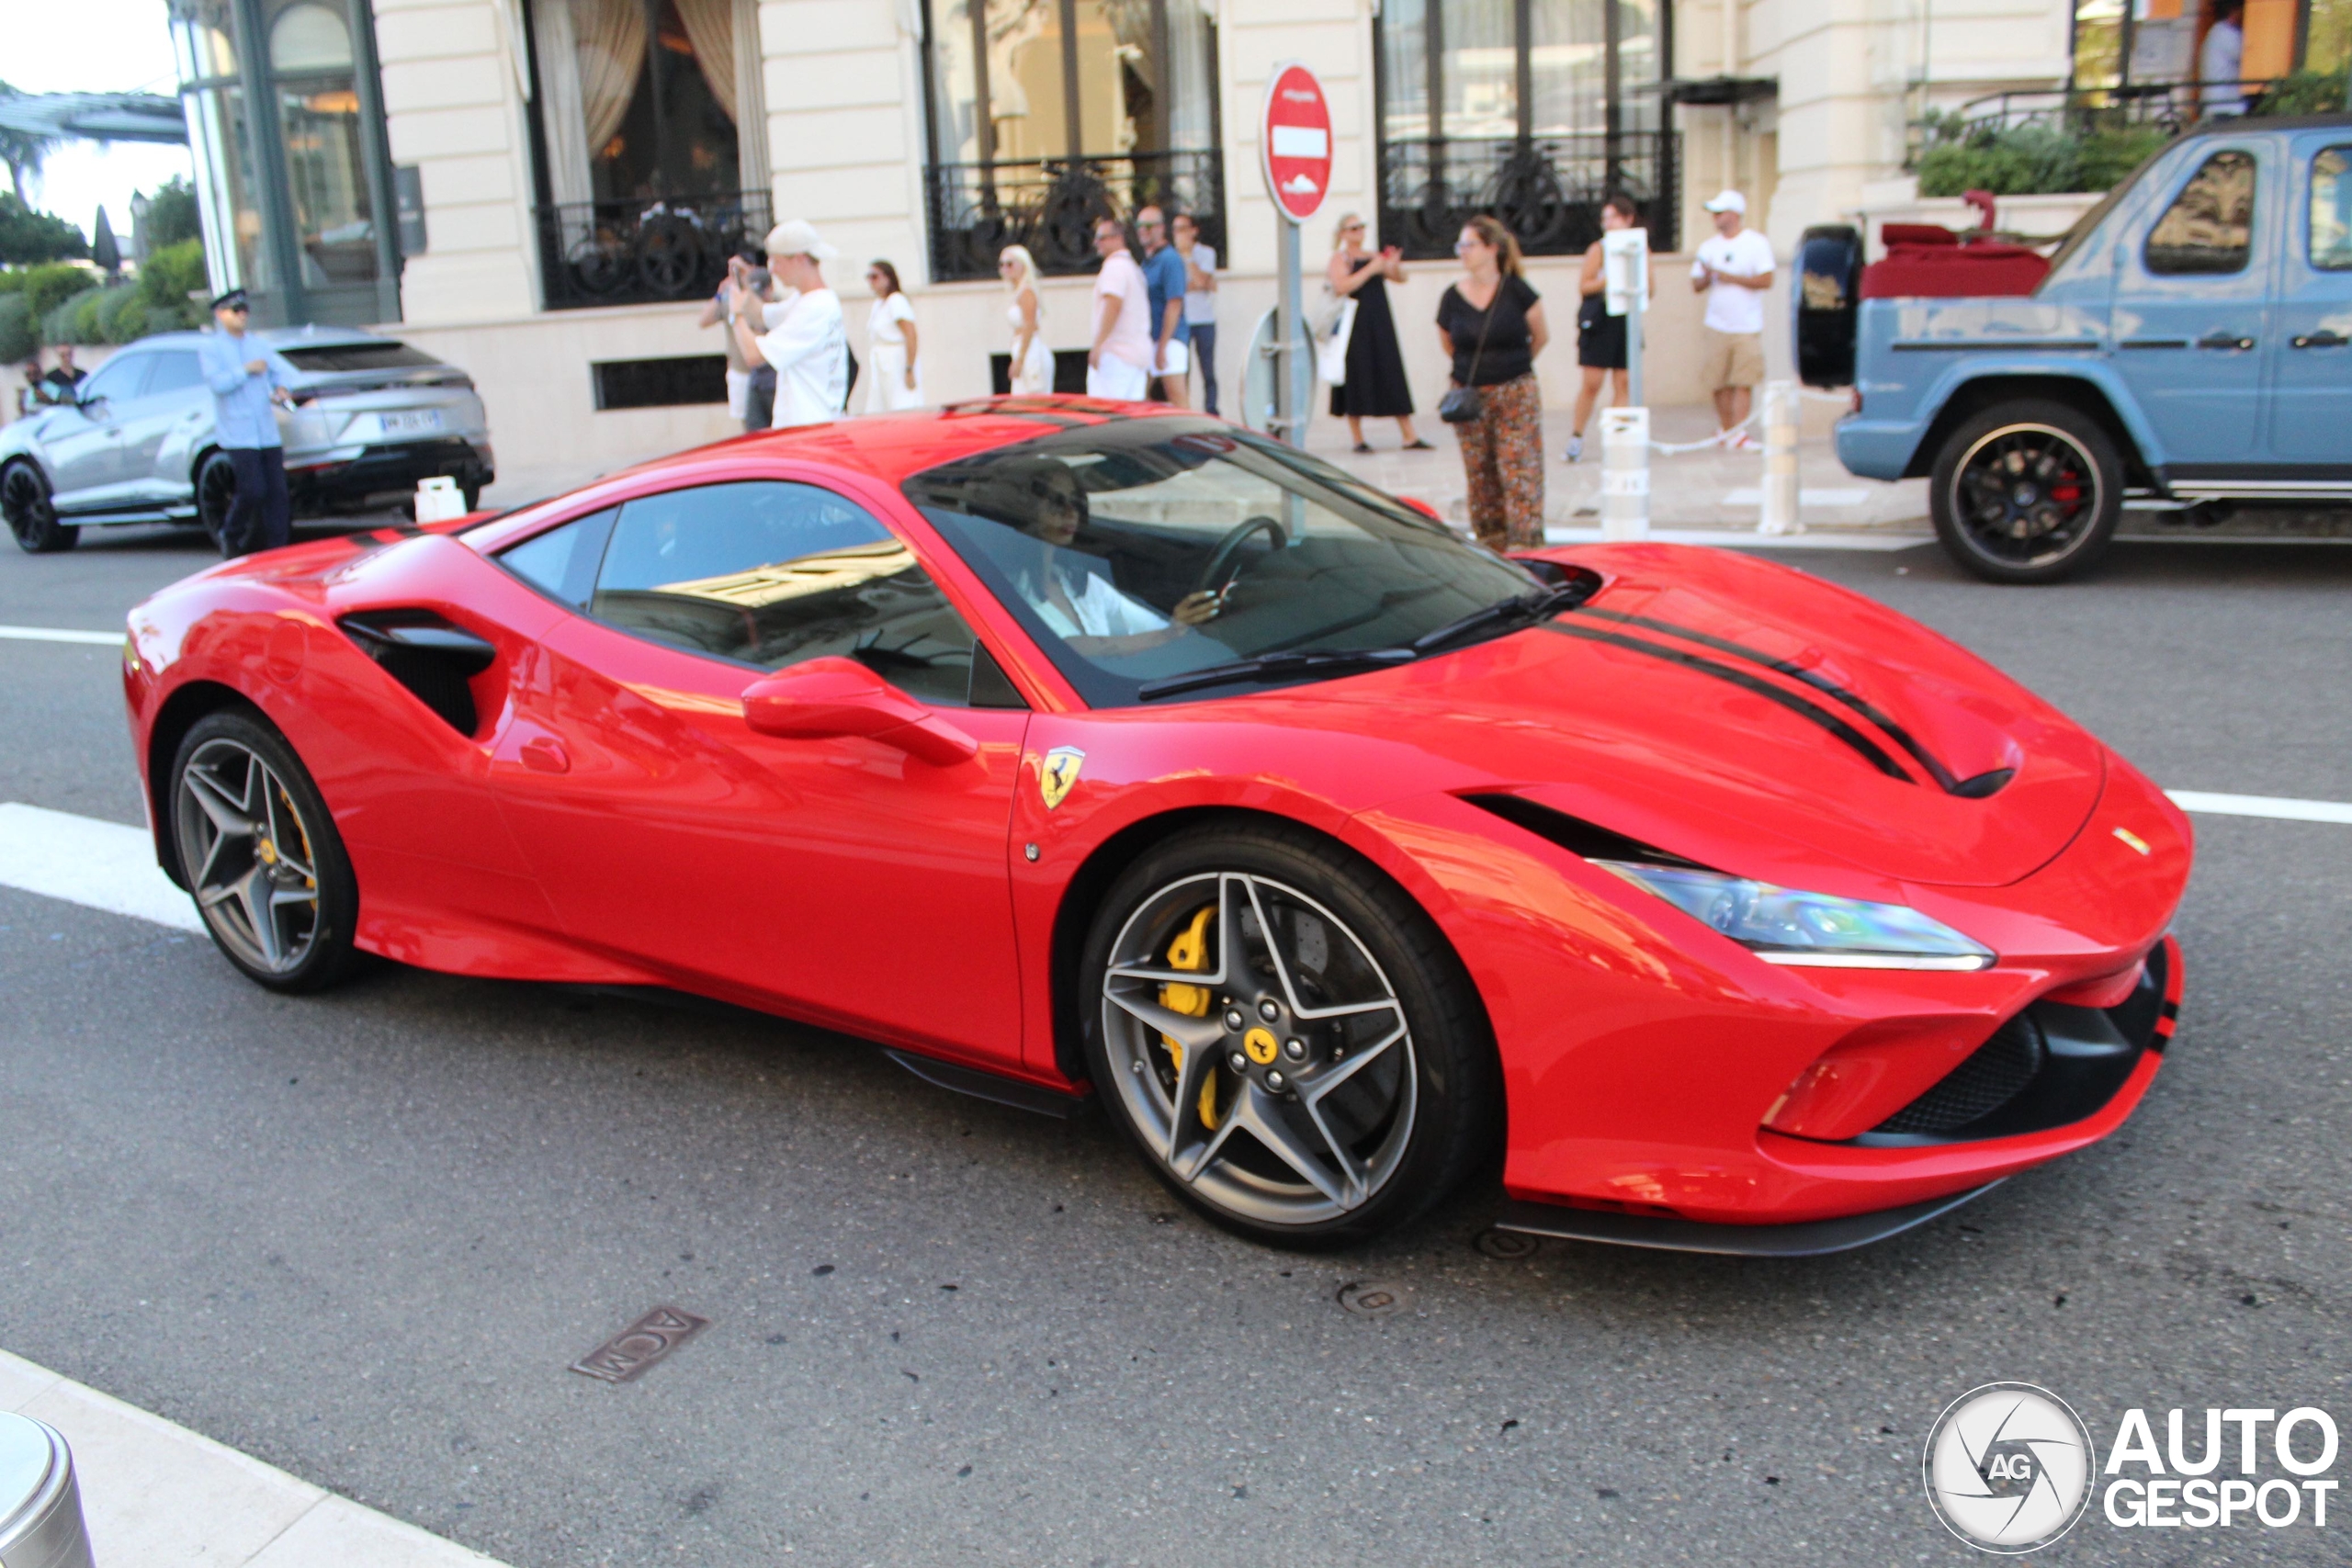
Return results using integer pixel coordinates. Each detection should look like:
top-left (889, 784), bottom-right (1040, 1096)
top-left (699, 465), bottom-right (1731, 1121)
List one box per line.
top-left (1436, 217), bottom-right (1550, 550)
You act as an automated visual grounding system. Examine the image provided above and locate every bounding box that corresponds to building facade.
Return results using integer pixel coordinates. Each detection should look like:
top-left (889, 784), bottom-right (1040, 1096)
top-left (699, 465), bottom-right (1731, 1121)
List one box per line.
top-left (169, 0), bottom-right (2352, 474)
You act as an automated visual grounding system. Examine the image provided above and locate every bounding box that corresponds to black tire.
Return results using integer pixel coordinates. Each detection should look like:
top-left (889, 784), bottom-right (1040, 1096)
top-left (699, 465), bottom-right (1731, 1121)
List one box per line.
top-left (169, 708), bottom-right (365, 992)
top-left (194, 449), bottom-right (237, 554)
top-left (1078, 819), bottom-right (1498, 1248)
top-left (1929, 399), bottom-right (2123, 583)
top-left (2, 461), bottom-right (78, 554)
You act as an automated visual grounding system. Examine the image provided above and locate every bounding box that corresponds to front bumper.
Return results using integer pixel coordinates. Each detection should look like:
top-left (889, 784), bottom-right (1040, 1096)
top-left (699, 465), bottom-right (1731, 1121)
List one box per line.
top-left (287, 437), bottom-right (493, 508)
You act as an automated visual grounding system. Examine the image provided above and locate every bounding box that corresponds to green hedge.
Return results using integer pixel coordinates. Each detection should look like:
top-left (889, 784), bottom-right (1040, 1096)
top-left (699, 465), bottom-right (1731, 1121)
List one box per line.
top-left (0, 262), bottom-right (102, 327)
top-left (0, 294), bottom-right (32, 365)
top-left (2250, 67), bottom-right (2351, 118)
top-left (3, 239), bottom-right (206, 349)
top-left (1917, 120), bottom-right (2176, 197)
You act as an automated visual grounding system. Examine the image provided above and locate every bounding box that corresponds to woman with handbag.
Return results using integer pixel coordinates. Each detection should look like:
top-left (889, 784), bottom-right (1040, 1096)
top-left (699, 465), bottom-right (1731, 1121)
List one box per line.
top-left (998, 245), bottom-right (1053, 394)
top-left (1436, 216), bottom-right (1549, 551)
top-left (1326, 214), bottom-right (1428, 454)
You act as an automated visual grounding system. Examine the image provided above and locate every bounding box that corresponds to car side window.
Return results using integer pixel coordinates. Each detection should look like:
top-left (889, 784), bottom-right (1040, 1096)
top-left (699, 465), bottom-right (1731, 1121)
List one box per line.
top-left (141, 352), bottom-right (207, 398)
top-left (495, 506), bottom-right (618, 609)
top-left (589, 479), bottom-right (981, 706)
top-left (2145, 150), bottom-right (2256, 275)
top-left (2312, 146), bottom-right (2352, 271)
top-left (75, 356), bottom-right (150, 405)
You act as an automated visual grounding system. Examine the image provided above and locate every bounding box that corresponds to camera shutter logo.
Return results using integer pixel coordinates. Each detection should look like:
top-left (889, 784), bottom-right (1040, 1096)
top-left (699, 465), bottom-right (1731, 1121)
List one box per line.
top-left (1923, 1382), bottom-right (2097, 1552)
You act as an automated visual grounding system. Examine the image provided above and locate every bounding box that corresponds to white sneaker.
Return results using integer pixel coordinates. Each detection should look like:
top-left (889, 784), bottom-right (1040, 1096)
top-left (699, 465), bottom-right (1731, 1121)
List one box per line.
top-left (1563, 434), bottom-right (1583, 462)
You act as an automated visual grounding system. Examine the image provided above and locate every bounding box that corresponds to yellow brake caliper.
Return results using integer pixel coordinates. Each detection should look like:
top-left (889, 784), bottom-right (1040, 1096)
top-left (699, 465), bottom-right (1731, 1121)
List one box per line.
top-left (1158, 907), bottom-right (1219, 1129)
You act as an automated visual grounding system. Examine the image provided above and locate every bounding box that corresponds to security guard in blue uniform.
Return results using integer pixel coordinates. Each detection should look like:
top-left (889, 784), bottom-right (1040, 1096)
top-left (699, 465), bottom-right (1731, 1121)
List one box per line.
top-left (196, 288), bottom-right (302, 558)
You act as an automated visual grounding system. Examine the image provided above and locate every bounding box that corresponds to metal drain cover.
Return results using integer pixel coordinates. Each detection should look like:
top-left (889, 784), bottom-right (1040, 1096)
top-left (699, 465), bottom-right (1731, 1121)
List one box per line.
top-left (1337, 1280), bottom-right (1409, 1318)
top-left (1476, 1226), bottom-right (1543, 1260)
top-left (570, 1305), bottom-right (709, 1383)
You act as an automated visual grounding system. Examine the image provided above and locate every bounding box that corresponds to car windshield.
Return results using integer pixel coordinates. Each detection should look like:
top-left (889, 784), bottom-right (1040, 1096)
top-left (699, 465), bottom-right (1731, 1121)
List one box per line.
top-left (277, 342), bottom-right (446, 372)
top-left (903, 417), bottom-right (1542, 706)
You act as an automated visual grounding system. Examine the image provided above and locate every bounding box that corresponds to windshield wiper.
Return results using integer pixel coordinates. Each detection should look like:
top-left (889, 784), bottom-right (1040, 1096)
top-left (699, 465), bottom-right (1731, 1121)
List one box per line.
top-left (1409, 583), bottom-right (1590, 657)
top-left (1136, 647), bottom-right (1418, 702)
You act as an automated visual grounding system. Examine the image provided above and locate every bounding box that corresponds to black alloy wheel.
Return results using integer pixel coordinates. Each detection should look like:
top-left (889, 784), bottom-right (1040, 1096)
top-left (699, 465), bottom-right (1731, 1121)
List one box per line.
top-left (2, 461), bottom-right (78, 554)
top-left (170, 708), bottom-right (365, 992)
top-left (195, 449), bottom-right (239, 554)
top-left (1930, 400), bottom-right (2123, 583)
top-left (1080, 820), bottom-right (1498, 1248)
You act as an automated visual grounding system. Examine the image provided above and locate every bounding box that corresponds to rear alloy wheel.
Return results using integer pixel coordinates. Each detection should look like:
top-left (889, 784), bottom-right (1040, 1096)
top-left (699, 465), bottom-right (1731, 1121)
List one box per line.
top-left (1080, 823), bottom-right (1497, 1247)
top-left (170, 709), bottom-right (363, 991)
top-left (1930, 400), bottom-right (2122, 583)
top-left (195, 450), bottom-right (238, 554)
top-left (2, 462), bottom-right (78, 554)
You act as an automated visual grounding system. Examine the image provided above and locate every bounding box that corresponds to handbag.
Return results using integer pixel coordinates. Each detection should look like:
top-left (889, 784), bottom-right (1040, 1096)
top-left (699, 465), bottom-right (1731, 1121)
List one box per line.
top-left (1437, 284), bottom-right (1500, 424)
top-left (1314, 295), bottom-right (1358, 385)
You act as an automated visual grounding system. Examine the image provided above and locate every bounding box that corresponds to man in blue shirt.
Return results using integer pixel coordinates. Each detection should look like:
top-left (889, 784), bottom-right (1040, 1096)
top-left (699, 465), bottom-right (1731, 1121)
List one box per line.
top-left (1135, 206), bottom-right (1190, 408)
top-left (197, 288), bottom-right (301, 557)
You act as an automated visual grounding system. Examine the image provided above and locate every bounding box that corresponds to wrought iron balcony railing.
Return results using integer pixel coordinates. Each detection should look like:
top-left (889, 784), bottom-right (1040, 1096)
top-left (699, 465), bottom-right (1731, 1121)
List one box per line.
top-left (1377, 131), bottom-right (1679, 262)
top-left (924, 150), bottom-right (1224, 282)
top-left (535, 189), bottom-right (775, 311)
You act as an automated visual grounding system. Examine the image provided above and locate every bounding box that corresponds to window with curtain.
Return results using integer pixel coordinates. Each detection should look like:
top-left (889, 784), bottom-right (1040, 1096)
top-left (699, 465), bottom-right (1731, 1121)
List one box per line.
top-left (1374, 0), bottom-right (1674, 261)
top-left (269, 0), bottom-right (378, 290)
top-left (527, 0), bottom-right (773, 308)
top-left (920, 0), bottom-right (1222, 280)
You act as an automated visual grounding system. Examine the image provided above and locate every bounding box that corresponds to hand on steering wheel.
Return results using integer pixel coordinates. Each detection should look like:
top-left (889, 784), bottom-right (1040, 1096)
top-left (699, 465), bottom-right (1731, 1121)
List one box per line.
top-left (1194, 514), bottom-right (1288, 598)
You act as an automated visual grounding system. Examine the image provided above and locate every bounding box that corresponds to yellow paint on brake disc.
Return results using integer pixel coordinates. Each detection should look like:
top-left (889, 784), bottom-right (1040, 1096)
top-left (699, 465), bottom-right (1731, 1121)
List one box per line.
top-left (1157, 907), bottom-right (1218, 1129)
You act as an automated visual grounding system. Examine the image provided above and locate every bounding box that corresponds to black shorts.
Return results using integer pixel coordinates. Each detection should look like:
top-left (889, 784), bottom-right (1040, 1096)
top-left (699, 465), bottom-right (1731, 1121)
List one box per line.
top-left (1576, 295), bottom-right (1628, 370)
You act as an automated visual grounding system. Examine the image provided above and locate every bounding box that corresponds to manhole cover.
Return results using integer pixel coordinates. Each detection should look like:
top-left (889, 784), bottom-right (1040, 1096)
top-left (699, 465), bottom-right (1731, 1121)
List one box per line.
top-left (1337, 1280), bottom-right (1409, 1318)
top-left (1475, 1226), bottom-right (1543, 1261)
top-left (570, 1305), bottom-right (709, 1383)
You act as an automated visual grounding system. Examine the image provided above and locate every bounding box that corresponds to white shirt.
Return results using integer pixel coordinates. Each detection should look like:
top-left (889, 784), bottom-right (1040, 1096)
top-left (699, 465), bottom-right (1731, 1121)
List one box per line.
top-left (2200, 20), bottom-right (2245, 113)
top-left (1692, 228), bottom-right (1776, 335)
top-left (1092, 251), bottom-right (1156, 369)
top-left (1182, 243), bottom-right (1216, 325)
top-left (1013, 554), bottom-right (1170, 639)
top-left (868, 292), bottom-right (914, 347)
top-left (756, 288), bottom-right (847, 426)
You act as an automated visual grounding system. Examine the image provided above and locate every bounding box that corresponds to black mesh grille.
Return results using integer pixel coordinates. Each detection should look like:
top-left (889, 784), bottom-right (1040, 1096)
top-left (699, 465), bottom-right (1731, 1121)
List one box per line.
top-left (1875, 1014), bottom-right (2046, 1135)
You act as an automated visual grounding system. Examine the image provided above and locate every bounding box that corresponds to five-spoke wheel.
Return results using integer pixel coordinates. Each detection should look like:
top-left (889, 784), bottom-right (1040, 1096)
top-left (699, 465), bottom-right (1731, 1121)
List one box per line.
top-left (1082, 822), bottom-right (1496, 1247)
top-left (1930, 400), bottom-right (2122, 583)
top-left (170, 710), bottom-right (361, 991)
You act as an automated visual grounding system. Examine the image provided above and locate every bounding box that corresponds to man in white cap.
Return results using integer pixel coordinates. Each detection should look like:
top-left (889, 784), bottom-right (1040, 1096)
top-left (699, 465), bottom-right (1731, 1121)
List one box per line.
top-left (1690, 190), bottom-right (1775, 448)
top-left (729, 219), bottom-right (847, 426)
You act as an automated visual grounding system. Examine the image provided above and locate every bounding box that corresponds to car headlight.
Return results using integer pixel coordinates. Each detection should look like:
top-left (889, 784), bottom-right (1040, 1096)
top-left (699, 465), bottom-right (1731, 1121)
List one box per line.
top-left (1592, 861), bottom-right (1995, 970)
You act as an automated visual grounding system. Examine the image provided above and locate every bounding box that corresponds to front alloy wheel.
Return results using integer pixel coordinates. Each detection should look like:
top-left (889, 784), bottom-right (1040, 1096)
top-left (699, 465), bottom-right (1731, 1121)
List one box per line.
top-left (1082, 824), bottom-right (1496, 1247)
top-left (171, 710), bottom-right (362, 990)
top-left (2, 462), bottom-right (77, 554)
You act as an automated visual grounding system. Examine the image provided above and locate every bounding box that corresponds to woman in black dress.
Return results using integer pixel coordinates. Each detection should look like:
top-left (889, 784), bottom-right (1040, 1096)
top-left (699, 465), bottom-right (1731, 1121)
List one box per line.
top-left (1326, 214), bottom-right (1430, 453)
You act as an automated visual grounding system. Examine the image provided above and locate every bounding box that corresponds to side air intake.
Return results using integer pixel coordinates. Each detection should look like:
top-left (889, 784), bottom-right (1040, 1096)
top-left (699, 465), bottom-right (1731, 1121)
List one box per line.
top-left (339, 611), bottom-right (497, 737)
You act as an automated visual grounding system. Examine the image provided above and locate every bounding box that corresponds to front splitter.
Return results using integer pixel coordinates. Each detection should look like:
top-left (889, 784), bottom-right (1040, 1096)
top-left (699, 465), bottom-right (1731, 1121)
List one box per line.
top-left (1493, 1180), bottom-right (2004, 1258)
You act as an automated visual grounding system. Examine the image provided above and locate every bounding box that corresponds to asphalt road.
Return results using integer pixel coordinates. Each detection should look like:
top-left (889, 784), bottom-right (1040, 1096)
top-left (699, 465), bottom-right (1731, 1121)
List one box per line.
top-left (1, 525), bottom-right (2347, 1565)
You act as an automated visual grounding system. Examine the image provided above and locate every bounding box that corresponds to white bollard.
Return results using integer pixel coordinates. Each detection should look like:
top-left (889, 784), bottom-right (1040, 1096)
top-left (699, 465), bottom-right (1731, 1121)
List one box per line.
top-left (1758, 379), bottom-right (1803, 536)
top-left (1599, 406), bottom-right (1650, 540)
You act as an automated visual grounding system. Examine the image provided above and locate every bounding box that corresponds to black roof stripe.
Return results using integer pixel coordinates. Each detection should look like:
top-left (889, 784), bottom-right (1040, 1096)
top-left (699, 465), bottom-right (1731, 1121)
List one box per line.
top-left (1539, 621), bottom-right (1914, 783)
top-left (1573, 605), bottom-right (1961, 791)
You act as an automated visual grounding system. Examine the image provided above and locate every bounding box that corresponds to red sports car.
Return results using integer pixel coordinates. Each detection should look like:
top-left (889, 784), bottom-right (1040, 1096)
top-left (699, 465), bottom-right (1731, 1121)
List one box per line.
top-left (121, 401), bottom-right (2189, 1252)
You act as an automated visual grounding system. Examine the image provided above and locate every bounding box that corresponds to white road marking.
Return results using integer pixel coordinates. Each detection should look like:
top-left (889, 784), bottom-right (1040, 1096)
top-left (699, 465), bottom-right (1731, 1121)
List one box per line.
top-left (1543, 526), bottom-right (1934, 551)
top-left (0, 802), bottom-right (202, 932)
top-left (0, 785), bottom-right (2345, 941)
top-left (0, 624), bottom-right (124, 647)
top-left (2165, 790), bottom-right (2352, 825)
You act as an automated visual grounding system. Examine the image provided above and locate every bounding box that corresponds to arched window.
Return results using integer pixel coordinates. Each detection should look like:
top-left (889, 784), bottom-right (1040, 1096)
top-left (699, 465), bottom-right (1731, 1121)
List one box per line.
top-left (920, 0), bottom-right (1223, 280)
top-left (270, 3), bottom-right (355, 73)
top-left (1374, 0), bottom-right (1674, 261)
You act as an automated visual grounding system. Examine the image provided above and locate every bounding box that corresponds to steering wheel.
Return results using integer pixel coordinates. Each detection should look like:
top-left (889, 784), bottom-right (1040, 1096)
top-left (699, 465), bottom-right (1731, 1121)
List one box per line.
top-left (1194, 515), bottom-right (1288, 597)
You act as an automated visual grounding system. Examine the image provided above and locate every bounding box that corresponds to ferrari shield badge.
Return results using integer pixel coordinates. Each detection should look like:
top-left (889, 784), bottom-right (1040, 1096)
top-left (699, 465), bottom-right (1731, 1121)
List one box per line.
top-left (1038, 747), bottom-right (1086, 810)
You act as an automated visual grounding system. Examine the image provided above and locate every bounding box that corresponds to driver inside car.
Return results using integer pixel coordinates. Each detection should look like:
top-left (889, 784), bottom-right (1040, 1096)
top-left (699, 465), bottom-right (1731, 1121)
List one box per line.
top-left (979, 457), bottom-right (1221, 658)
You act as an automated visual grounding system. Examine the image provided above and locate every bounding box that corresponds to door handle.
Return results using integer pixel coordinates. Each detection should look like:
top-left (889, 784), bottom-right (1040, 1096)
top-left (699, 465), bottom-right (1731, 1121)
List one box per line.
top-left (520, 736), bottom-right (571, 774)
top-left (2290, 330), bottom-right (2348, 349)
top-left (2195, 332), bottom-right (2256, 351)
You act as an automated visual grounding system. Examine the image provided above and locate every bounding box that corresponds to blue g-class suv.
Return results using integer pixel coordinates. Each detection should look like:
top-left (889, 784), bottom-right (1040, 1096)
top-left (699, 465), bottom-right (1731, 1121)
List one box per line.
top-left (1803, 114), bottom-right (2351, 581)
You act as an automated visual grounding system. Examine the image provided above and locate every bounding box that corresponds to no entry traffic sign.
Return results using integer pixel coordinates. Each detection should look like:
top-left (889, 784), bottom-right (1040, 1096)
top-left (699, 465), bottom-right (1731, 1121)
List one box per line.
top-left (1260, 62), bottom-right (1332, 224)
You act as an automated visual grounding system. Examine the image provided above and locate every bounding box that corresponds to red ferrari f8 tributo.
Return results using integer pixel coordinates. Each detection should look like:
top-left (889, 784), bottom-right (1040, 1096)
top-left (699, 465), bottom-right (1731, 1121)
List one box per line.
top-left (121, 401), bottom-right (2188, 1252)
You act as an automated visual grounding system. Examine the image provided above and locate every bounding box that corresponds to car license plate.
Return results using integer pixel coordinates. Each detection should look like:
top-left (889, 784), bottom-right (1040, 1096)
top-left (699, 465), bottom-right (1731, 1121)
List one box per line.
top-left (381, 409), bottom-right (443, 434)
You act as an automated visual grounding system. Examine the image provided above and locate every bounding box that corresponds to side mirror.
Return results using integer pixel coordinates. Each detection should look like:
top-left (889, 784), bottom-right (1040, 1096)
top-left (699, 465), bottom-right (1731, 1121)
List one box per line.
top-left (741, 657), bottom-right (978, 766)
top-left (1396, 495), bottom-right (1444, 524)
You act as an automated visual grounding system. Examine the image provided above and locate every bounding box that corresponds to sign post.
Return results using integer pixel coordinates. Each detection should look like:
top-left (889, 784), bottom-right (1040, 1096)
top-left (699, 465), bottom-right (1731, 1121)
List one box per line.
top-left (1601, 225), bottom-right (1648, 411)
top-left (1260, 61), bottom-right (1332, 446)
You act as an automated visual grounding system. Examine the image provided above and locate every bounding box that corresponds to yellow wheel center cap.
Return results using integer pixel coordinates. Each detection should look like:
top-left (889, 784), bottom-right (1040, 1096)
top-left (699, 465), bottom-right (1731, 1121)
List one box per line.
top-left (1243, 1026), bottom-right (1279, 1066)
top-left (256, 839), bottom-right (277, 865)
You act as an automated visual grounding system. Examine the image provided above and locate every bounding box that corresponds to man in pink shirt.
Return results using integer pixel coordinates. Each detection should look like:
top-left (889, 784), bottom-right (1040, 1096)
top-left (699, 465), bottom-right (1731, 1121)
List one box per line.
top-left (1087, 218), bottom-right (1155, 400)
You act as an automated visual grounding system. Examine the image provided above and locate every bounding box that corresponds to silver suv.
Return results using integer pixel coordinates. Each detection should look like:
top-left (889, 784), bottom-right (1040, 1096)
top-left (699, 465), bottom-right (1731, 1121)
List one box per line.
top-left (1, 325), bottom-right (494, 554)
